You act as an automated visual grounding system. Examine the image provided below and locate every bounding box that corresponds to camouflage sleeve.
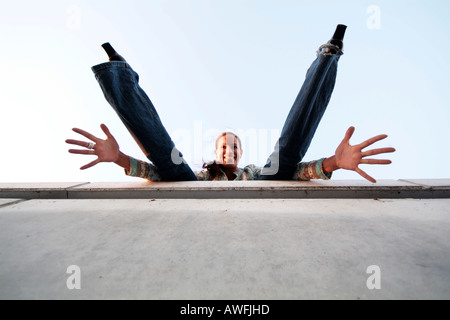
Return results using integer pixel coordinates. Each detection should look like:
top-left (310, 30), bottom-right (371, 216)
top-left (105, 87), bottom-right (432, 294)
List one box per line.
top-left (293, 158), bottom-right (332, 181)
top-left (195, 169), bottom-right (210, 181)
top-left (124, 157), bottom-right (162, 181)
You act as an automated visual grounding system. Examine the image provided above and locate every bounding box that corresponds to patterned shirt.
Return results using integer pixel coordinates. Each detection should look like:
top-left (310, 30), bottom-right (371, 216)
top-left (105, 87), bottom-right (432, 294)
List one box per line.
top-left (125, 157), bottom-right (332, 181)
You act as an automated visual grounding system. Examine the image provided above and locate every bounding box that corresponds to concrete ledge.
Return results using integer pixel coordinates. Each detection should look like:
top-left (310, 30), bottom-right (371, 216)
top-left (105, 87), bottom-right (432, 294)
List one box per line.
top-left (0, 180), bottom-right (449, 199)
top-left (0, 183), bottom-right (89, 199)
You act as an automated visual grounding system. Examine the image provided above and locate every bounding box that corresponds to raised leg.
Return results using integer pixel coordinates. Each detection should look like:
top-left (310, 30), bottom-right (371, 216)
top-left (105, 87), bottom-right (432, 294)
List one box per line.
top-left (91, 46), bottom-right (197, 181)
top-left (260, 25), bottom-right (346, 180)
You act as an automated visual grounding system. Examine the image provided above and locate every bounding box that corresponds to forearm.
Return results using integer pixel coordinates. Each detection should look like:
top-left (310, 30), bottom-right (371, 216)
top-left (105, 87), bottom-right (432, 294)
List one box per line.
top-left (122, 156), bottom-right (162, 181)
top-left (293, 158), bottom-right (332, 180)
top-left (114, 151), bottom-right (131, 171)
top-left (322, 156), bottom-right (339, 174)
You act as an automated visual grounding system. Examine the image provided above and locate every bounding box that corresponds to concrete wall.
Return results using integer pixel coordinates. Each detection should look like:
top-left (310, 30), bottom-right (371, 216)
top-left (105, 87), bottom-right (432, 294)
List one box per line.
top-left (0, 180), bottom-right (449, 300)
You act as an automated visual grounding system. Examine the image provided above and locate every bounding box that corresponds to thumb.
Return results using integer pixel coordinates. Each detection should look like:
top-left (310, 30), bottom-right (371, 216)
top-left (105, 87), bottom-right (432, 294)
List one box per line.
top-left (100, 123), bottom-right (114, 138)
top-left (343, 126), bottom-right (355, 143)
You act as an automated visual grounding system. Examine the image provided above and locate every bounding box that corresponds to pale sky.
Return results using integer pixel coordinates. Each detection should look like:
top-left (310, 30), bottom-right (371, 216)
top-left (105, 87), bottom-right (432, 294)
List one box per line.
top-left (1, 0), bottom-right (449, 182)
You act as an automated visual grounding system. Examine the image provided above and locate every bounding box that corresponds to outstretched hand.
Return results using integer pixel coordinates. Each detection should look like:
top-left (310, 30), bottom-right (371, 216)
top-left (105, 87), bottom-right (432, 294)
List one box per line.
top-left (334, 126), bottom-right (396, 183)
top-left (66, 124), bottom-right (120, 170)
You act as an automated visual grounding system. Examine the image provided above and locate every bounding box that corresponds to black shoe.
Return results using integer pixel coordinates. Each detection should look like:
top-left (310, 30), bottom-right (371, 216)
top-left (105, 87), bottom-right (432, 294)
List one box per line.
top-left (321, 24), bottom-right (347, 54)
top-left (329, 24), bottom-right (347, 50)
top-left (101, 42), bottom-right (126, 62)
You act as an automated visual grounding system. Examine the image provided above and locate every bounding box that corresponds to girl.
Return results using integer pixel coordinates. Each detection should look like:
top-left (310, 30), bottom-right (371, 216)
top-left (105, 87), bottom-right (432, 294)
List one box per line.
top-left (66, 25), bottom-right (395, 183)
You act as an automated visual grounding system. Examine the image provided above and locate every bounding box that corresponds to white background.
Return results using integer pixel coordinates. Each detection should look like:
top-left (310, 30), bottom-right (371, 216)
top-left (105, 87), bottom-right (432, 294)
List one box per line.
top-left (1, 0), bottom-right (449, 182)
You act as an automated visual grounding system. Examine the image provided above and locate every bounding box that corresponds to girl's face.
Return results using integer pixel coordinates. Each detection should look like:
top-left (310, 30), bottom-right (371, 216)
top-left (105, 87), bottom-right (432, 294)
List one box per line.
top-left (214, 134), bottom-right (243, 167)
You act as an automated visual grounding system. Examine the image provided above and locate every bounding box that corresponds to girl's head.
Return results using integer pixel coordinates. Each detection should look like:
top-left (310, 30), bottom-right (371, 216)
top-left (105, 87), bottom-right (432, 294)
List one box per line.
top-left (214, 132), bottom-right (243, 167)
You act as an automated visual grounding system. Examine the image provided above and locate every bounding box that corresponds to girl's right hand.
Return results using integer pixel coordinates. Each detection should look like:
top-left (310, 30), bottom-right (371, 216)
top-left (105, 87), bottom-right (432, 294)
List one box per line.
top-left (66, 124), bottom-right (120, 170)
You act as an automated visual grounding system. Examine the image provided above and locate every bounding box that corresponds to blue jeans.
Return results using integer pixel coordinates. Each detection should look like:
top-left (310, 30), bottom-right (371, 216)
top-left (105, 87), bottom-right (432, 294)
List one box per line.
top-left (91, 44), bottom-right (342, 181)
top-left (91, 62), bottom-right (197, 181)
top-left (260, 46), bottom-right (342, 179)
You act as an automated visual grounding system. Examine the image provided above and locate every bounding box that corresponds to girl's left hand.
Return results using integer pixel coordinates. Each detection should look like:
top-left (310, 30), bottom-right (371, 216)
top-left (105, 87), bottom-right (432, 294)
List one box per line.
top-left (334, 126), bottom-right (396, 183)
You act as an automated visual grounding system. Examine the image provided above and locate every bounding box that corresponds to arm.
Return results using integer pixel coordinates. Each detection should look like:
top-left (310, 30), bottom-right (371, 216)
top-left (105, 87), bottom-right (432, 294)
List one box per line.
top-left (66, 124), bottom-right (163, 181)
top-left (66, 124), bottom-right (165, 181)
top-left (322, 126), bottom-right (396, 183)
top-left (292, 158), bottom-right (332, 181)
top-left (115, 151), bottom-right (132, 171)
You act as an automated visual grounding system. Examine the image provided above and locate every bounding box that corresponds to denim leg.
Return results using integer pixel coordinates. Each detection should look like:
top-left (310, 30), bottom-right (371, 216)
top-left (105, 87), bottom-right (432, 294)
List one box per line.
top-left (260, 47), bottom-right (342, 180)
top-left (91, 61), bottom-right (197, 181)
